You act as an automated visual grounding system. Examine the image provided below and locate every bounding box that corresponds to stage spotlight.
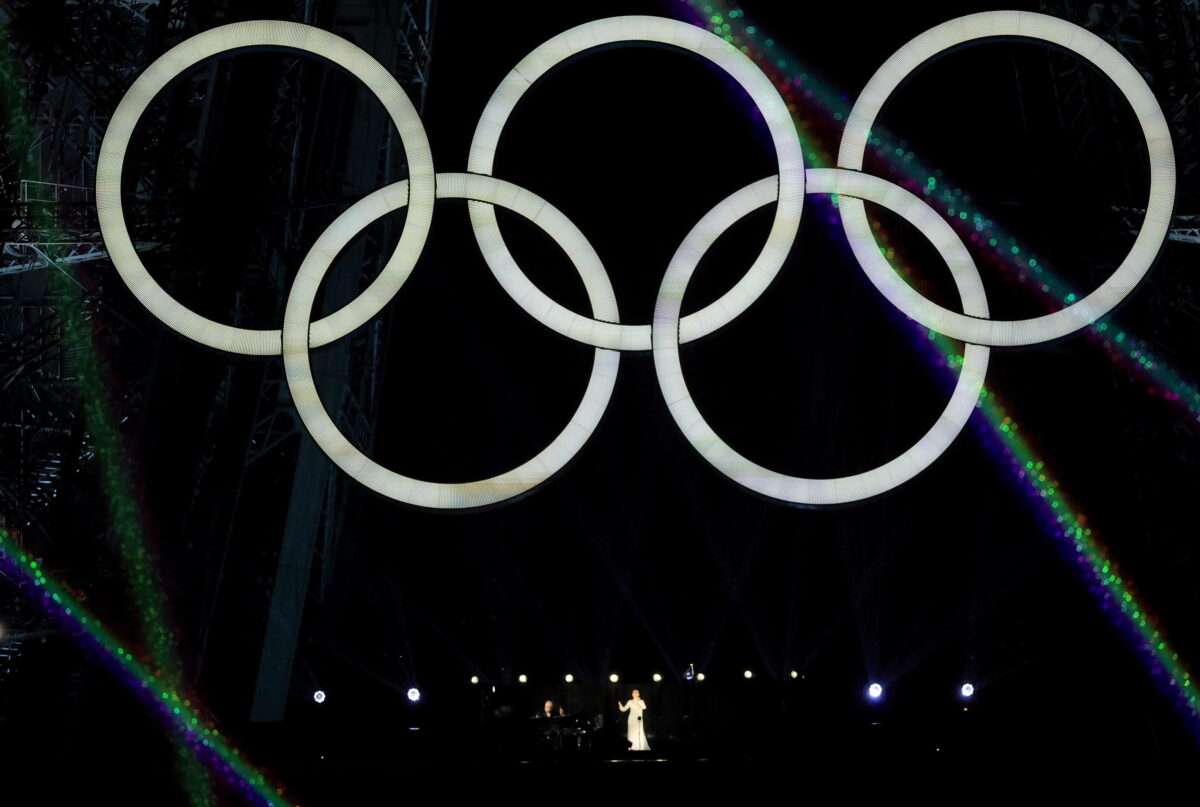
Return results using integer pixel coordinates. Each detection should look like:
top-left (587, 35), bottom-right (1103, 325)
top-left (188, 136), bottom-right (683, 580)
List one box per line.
top-left (743, 670), bottom-right (753, 679)
top-left (407, 688), bottom-right (421, 703)
top-left (696, 673), bottom-right (705, 681)
top-left (609, 673), bottom-right (620, 683)
top-left (789, 670), bottom-right (799, 679)
top-left (652, 673), bottom-right (663, 683)
top-left (565, 674), bottom-right (575, 683)
top-left (518, 674), bottom-right (528, 684)
top-left (313, 690), bottom-right (326, 704)
top-left (961, 683), bottom-right (975, 698)
top-left (470, 676), bottom-right (479, 685)
top-left (867, 683), bottom-right (883, 700)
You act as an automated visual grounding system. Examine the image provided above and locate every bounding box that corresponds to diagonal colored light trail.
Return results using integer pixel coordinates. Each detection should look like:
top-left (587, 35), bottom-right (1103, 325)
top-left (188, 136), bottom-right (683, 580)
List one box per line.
top-left (0, 20), bottom-right (214, 803)
top-left (668, 0), bottom-right (1200, 424)
top-left (666, 1), bottom-right (1199, 736)
top-left (0, 527), bottom-right (295, 806)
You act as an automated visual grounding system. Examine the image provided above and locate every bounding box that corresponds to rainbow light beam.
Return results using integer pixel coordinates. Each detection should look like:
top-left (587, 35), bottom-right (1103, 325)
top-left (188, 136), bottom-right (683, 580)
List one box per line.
top-left (0, 527), bottom-right (297, 806)
top-left (667, 0), bottom-right (1199, 738)
top-left (669, 0), bottom-right (1200, 423)
top-left (0, 20), bottom-right (212, 803)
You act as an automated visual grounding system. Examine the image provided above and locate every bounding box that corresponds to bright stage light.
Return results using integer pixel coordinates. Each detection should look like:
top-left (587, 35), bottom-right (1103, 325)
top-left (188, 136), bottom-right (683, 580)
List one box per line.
top-left (867, 683), bottom-right (883, 700)
top-left (469, 676), bottom-right (479, 685)
top-left (565, 674), bottom-right (575, 683)
top-left (789, 670), bottom-right (799, 679)
top-left (743, 670), bottom-right (753, 680)
top-left (407, 688), bottom-right (421, 703)
top-left (609, 673), bottom-right (620, 683)
top-left (652, 673), bottom-right (663, 683)
top-left (696, 673), bottom-right (705, 682)
top-left (518, 674), bottom-right (528, 684)
top-left (961, 683), bottom-right (975, 698)
top-left (313, 690), bottom-right (326, 704)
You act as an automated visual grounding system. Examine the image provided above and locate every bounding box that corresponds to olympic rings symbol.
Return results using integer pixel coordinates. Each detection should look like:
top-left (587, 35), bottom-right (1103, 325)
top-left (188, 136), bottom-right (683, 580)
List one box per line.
top-left (95, 13), bottom-right (1175, 509)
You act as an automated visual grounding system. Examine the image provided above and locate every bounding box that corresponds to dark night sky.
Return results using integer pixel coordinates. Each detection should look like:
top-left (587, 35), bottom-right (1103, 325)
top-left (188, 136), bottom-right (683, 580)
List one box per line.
top-left (336, 0), bottom-right (1194, 707)
top-left (4, 0), bottom-right (1199, 797)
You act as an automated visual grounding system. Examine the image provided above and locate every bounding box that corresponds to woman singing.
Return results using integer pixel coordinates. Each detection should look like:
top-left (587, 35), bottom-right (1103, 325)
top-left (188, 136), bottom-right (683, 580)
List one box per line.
top-left (617, 689), bottom-right (650, 751)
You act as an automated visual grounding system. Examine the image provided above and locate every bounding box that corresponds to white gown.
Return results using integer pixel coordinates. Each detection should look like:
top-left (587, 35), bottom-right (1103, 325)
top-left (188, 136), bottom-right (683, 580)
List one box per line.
top-left (619, 698), bottom-right (650, 751)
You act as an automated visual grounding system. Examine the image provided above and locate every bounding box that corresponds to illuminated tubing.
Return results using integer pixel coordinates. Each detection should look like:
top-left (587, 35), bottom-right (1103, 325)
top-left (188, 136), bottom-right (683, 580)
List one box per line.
top-left (652, 169), bottom-right (990, 505)
top-left (96, 20), bottom-right (436, 356)
top-left (836, 10), bottom-right (1175, 347)
top-left (467, 16), bottom-right (806, 351)
top-left (282, 173), bottom-right (620, 509)
top-left (96, 14), bottom-right (1174, 508)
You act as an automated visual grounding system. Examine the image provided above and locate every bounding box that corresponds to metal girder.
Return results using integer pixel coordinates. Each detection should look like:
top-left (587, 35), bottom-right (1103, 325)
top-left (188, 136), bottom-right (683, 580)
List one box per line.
top-left (249, 0), bottom-right (433, 723)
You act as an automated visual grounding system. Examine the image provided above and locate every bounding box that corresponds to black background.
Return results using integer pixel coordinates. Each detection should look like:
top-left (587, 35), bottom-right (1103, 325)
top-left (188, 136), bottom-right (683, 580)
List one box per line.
top-left (3, 0), bottom-right (1198, 801)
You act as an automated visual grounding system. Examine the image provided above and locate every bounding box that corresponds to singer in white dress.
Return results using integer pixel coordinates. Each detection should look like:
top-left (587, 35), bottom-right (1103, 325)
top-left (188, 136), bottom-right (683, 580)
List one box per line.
top-left (617, 689), bottom-right (650, 751)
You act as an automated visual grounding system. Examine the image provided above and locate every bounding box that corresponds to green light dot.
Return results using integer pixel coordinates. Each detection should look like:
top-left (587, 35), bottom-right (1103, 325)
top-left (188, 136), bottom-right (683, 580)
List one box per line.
top-left (1011, 246), bottom-right (1020, 255)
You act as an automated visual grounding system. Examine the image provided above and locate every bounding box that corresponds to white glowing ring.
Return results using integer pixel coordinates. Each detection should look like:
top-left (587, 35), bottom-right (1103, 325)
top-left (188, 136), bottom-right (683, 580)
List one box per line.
top-left (282, 172), bottom-right (620, 509)
top-left (467, 16), bottom-right (805, 351)
top-left (836, 10), bottom-right (1175, 347)
top-left (96, 20), bottom-right (436, 356)
top-left (653, 168), bottom-right (990, 506)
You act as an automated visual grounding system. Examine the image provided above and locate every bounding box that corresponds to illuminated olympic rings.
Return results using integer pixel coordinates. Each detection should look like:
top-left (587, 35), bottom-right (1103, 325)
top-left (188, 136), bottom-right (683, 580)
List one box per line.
top-left (96, 13), bottom-right (1174, 508)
